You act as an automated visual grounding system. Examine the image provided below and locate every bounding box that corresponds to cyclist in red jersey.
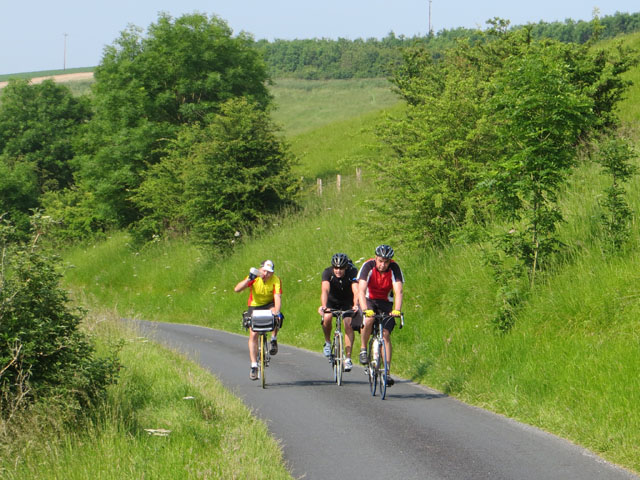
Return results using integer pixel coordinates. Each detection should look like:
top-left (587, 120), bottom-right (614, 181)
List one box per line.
top-left (357, 244), bottom-right (404, 386)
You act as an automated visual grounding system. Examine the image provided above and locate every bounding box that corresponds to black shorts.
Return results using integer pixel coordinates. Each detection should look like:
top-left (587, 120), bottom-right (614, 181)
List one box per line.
top-left (324, 302), bottom-right (363, 332)
top-left (365, 299), bottom-right (396, 333)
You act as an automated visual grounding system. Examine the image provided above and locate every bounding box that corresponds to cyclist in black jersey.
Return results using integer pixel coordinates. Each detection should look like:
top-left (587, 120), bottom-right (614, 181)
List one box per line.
top-left (318, 253), bottom-right (362, 371)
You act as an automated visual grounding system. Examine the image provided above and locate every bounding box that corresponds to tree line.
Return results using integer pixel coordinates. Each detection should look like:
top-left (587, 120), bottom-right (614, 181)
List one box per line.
top-left (256, 11), bottom-right (640, 79)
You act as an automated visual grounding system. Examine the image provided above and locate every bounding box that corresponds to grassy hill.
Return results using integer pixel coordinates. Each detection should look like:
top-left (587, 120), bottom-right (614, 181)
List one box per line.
top-left (5, 41), bottom-right (640, 475)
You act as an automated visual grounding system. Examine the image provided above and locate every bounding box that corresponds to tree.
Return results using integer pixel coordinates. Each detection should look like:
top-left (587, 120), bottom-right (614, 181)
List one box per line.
top-left (72, 12), bottom-right (272, 229)
top-left (0, 80), bottom-right (91, 193)
top-left (485, 42), bottom-right (595, 285)
top-left (0, 80), bottom-right (90, 234)
top-left (132, 97), bottom-right (299, 249)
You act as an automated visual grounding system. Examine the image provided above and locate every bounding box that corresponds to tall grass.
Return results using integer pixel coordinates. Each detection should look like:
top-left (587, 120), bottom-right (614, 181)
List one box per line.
top-left (0, 311), bottom-right (292, 479)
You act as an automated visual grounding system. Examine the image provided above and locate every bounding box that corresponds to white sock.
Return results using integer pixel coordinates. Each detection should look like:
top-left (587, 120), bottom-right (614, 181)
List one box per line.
top-left (271, 335), bottom-right (277, 341)
top-left (251, 362), bottom-right (258, 368)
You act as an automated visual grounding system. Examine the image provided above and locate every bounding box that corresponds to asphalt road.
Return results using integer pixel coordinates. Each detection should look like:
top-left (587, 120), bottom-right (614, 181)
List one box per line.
top-left (134, 320), bottom-right (637, 480)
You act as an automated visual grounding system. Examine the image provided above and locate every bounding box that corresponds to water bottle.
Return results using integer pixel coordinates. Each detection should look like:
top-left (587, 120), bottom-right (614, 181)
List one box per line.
top-left (372, 338), bottom-right (379, 367)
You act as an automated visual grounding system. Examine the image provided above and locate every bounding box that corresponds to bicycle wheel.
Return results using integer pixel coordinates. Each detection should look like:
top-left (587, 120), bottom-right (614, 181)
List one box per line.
top-left (368, 337), bottom-right (377, 396)
top-left (334, 331), bottom-right (344, 386)
top-left (380, 336), bottom-right (388, 400)
top-left (259, 334), bottom-right (266, 389)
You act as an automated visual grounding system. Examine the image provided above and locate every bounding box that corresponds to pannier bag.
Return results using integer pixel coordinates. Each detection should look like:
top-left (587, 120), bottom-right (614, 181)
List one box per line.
top-left (251, 310), bottom-right (276, 332)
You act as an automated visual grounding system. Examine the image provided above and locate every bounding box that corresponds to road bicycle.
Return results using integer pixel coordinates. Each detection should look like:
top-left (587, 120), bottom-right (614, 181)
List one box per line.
top-left (365, 311), bottom-right (403, 400)
top-left (321, 308), bottom-right (356, 386)
top-left (244, 310), bottom-right (278, 389)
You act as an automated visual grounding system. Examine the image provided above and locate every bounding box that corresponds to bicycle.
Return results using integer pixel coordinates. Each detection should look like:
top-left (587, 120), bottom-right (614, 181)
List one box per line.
top-left (321, 308), bottom-right (356, 386)
top-left (365, 311), bottom-right (404, 400)
top-left (243, 310), bottom-right (278, 389)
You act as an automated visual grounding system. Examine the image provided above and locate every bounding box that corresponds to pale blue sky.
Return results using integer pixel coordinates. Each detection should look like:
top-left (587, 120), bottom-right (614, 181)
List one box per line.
top-left (1, 1), bottom-right (639, 75)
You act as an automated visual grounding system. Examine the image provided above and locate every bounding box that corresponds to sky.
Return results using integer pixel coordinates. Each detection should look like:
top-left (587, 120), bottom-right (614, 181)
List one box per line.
top-left (1, 1), bottom-right (639, 75)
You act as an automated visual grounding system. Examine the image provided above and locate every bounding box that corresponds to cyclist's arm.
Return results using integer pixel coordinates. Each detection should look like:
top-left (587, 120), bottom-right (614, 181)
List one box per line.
top-left (319, 280), bottom-right (330, 314)
top-left (234, 277), bottom-right (251, 292)
top-left (358, 279), bottom-right (369, 313)
top-left (392, 281), bottom-right (403, 313)
top-left (273, 293), bottom-right (282, 314)
top-left (351, 281), bottom-right (360, 310)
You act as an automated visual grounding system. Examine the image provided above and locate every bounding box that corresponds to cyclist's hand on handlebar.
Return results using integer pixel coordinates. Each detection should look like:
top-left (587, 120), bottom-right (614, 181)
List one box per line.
top-left (364, 309), bottom-right (375, 317)
top-left (391, 310), bottom-right (402, 317)
top-left (318, 306), bottom-right (327, 315)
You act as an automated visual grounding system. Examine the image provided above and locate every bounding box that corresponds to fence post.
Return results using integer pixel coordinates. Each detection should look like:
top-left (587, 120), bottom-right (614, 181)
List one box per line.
top-left (317, 178), bottom-right (322, 195)
top-left (336, 174), bottom-right (341, 192)
top-left (356, 167), bottom-right (362, 183)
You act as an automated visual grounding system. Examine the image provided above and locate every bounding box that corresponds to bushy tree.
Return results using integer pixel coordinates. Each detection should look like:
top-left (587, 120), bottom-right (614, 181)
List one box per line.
top-left (0, 216), bottom-right (120, 416)
top-left (71, 12), bottom-right (272, 230)
top-left (0, 80), bottom-right (91, 235)
top-left (132, 98), bottom-right (299, 249)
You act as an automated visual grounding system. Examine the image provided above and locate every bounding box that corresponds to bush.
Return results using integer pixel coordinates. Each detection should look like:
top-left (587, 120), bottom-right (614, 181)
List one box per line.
top-left (0, 216), bottom-right (120, 419)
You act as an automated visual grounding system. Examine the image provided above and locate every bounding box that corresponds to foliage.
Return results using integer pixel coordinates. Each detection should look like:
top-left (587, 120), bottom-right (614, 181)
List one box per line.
top-left (132, 97), bottom-right (300, 250)
top-left (0, 80), bottom-right (91, 234)
top-left (595, 136), bottom-right (637, 251)
top-left (0, 216), bottom-right (120, 419)
top-left (252, 12), bottom-right (640, 81)
top-left (68, 12), bottom-right (272, 231)
top-left (484, 40), bottom-right (596, 285)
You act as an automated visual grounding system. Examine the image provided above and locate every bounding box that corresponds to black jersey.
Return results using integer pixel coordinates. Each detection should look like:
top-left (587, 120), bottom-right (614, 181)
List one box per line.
top-left (321, 265), bottom-right (358, 306)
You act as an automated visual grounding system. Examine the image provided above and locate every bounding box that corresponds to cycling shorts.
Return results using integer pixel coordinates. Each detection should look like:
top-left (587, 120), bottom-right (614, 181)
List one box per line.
top-left (365, 299), bottom-right (396, 333)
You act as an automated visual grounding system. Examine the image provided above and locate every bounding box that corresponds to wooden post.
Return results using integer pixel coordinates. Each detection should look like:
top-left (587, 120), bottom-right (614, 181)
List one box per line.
top-left (356, 167), bottom-right (362, 182)
top-left (317, 178), bottom-right (322, 195)
top-left (336, 174), bottom-right (341, 192)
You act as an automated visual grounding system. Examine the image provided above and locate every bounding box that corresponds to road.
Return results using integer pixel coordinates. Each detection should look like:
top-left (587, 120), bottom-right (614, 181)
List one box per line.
top-left (135, 320), bottom-right (637, 480)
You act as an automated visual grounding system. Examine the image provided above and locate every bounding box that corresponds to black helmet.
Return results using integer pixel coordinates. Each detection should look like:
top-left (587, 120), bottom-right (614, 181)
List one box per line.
top-left (331, 253), bottom-right (349, 268)
top-left (375, 244), bottom-right (394, 259)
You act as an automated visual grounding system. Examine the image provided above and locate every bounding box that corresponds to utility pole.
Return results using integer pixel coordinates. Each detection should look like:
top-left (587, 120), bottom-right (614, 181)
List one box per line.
top-left (428, 0), bottom-right (433, 35)
top-left (63, 33), bottom-right (68, 70)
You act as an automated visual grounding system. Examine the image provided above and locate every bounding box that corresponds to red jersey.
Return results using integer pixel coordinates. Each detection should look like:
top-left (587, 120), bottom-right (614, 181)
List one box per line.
top-left (357, 258), bottom-right (404, 302)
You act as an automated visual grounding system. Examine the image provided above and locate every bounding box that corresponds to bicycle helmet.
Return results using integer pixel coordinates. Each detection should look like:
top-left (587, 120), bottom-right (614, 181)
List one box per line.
top-left (375, 244), bottom-right (394, 259)
top-left (331, 253), bottom-right (349, 268)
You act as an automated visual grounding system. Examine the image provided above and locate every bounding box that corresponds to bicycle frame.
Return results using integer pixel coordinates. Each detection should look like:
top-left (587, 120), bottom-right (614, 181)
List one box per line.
top-left (322, 308), bottom-right (356, 386)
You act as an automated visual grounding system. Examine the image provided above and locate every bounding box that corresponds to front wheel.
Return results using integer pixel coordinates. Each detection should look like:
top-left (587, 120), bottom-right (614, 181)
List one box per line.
top-left (368, 337), bottom-right (377, 396)
top-left (380, 337), bottom-right (388, 400)
top-left (259, 334), bottom-right (266, 389)
top-left (334, 331), bottom-right (344, 386)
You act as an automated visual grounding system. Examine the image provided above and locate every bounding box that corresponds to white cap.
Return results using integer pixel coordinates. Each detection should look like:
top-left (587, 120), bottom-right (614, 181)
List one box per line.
top-left (261, 259), bottom-right (274, 272)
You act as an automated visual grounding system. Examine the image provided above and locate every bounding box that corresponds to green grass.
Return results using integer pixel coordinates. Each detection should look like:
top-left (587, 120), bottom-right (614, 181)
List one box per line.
top-left (270, 77), bottom-right (399, 137)
top-left (0, 311), bottom-right (292, 480)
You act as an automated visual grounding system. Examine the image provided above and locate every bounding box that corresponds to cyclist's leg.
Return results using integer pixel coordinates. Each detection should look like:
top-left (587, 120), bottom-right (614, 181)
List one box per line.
top-left (249, 329), bottom-right (259, 364)
top-left (343, 315), bottom-right (354, 359)
top-left (321, 311), bottom-right (333, 344)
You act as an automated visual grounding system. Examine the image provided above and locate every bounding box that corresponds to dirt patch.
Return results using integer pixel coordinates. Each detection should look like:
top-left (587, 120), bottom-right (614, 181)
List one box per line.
top-left (0, 71), bottom-right (94, 89)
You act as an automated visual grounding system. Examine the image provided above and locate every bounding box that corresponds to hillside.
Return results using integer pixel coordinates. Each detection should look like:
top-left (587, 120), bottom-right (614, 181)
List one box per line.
top-left (53, 35), bottom-right (640, 475)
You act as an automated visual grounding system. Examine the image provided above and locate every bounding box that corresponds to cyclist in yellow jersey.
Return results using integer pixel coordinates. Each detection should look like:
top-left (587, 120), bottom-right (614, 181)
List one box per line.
top-left (234, 259), bottom-right (283, 380)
